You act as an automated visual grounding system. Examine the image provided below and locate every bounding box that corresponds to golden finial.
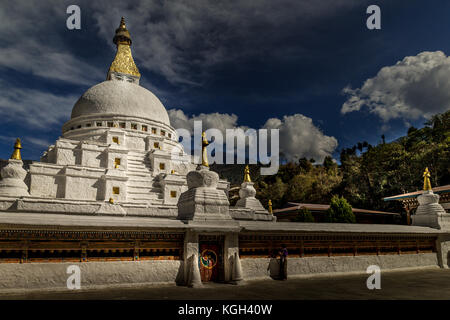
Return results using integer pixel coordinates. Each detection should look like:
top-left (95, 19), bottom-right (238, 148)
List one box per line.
top-left (243, 165), bottom-right (251, 183)
top-left (114, 17), bottom-right (131, 46)
top-left (423, 167), bottom-right (432, 191)
top-left (268, 200), bottom-right (273, 214)
top-left (171, 169), bottom-right (175, 174)
top-left (107, 17), bottom-right (141, 79)
top-left (10, 138), bottom-right (22, 160)
top-left (201, 132), bottom-right (209, 167)
top-left (109, 197), bottom-right (114, 204)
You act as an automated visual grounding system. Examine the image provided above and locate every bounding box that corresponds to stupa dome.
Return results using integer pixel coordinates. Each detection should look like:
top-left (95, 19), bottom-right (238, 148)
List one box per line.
top-left (71, 80), bottom-right (170, 125)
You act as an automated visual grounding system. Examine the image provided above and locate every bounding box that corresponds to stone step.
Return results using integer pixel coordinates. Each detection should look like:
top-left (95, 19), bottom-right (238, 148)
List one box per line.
top-left (128, 157), bottom-right (150, 162)
top-left (128, 194), bottom-right (159, 201)
top-left (127, 162), bottom-right (151, 169)
top-left (128, 157), bottom-right (149, 162)
top-left (127, 161), bottom-right (151, 167)
top-left (128, 182), bottom-right (154, 188)
top-left (127, 170), bottom-right (152, 177)
top-left (127, 199), bottom-right (150, 204)
top-left (127, 166), bottom-right (151, 171)
top-left (127, 186), bottom-right (161, 194)
top-left (128, 176), bottom-right (152, 182)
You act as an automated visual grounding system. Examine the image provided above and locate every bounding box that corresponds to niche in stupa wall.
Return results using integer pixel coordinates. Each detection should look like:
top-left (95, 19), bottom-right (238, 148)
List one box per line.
top-left (106, 152), bottom-right (128, 170)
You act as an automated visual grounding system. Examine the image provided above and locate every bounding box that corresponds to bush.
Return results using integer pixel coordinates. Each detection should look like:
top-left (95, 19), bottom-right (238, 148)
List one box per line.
top-left (292, 207), bottom-right (315, 222)
top-left (326, 195), bottom-right (356, 223)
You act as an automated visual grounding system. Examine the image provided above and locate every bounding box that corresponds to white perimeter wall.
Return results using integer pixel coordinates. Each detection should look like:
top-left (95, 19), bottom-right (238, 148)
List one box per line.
top-left (0, 253), bottom-right (439, 292)
top-left (0, 260), bottom-right (182, 292)
top-left (241, 253), bottom-right (439, 279)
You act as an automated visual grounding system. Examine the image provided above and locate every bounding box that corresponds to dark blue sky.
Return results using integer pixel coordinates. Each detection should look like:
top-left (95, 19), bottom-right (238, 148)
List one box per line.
top-left (0, 0), bottom-right (449, 162)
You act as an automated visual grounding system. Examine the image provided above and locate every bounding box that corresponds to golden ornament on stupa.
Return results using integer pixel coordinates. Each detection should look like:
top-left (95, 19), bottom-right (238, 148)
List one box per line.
top-left (423, 167), bottom-right (432, 191)
top-left (10, 138), bottom-right (22, 160)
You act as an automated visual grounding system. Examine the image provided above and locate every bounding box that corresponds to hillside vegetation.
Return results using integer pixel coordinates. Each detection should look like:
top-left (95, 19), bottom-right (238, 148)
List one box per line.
top-left (213, 110), bottom-right (450, 216)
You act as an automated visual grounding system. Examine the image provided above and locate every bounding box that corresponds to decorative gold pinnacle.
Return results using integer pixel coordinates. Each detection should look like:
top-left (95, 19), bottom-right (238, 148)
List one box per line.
top-left (10, 138), bottom-right (22, 160)
top-left (268, 199), bottom-right (273, 214)
top-left (243, 165), bottom-right (251, 183)
top-left (201, 132), bottom-right (209, 167)
top-left (107, 17), bottom-right (141, 79)
top-left (109, 197), bottom-right (114, 204)
top-left (423, 167), bottom-right (432, 191)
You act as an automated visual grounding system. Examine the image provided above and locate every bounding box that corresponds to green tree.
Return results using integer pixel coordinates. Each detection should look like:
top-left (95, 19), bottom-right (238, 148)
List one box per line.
top-left (325, 195), bottom-right (355, 223)
top-left (292, 207), bottom-right (315, 222)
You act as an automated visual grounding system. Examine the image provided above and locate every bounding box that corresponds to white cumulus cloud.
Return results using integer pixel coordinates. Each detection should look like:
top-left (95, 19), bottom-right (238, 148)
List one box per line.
top-left (341, 51), bottom-right (450, 122)
top-left (169, 109), bottom-right (338, 163)
top-left (263, 114), bottom-right (338, 163)
top-left (168, 109), bottom-right (243, 133)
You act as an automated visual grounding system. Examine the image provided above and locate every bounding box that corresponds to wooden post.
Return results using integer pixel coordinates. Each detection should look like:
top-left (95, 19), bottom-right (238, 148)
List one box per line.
top-left (134, 241), bottom-right (140, 261)
top-left (81, 242), bottom-right (88, 262)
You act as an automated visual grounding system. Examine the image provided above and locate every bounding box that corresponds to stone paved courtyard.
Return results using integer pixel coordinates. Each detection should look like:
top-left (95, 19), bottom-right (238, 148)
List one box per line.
top-left (1, 266), bottom-right (450, 300)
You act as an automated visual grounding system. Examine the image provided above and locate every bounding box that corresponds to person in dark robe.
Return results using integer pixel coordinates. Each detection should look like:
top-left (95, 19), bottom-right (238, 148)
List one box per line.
top-left (278, 245), bottom-right (288, 280)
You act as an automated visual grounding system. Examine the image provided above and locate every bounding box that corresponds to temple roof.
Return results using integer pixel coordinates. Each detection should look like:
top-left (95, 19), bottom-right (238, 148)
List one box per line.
top-left (274, 202), bottom-right (400, 216)
top-left (383, 185), bottom-right (450, 201)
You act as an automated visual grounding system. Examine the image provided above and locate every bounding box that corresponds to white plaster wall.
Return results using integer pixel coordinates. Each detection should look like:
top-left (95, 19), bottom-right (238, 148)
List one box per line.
top-left (81, 149), bottom-right (102, 168)
top-left (56, 148), bottom-right (76, 166)
top-left (65, 176), bottom-right (99, 200)
top-left (0, 260), bottom-right (182, 292)
top-left (126, 136), bottom-right (146, 150)
top-left (29, 174), bottom-right (58, 198)
top-left (241, 253), bottom-right (439, 279)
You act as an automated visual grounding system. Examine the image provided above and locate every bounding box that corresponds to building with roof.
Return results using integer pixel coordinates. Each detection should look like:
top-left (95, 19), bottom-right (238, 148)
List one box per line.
top-left (384, 185), bottom-right (450, 225)
top-left (274, 202), bottom-right (401, 224)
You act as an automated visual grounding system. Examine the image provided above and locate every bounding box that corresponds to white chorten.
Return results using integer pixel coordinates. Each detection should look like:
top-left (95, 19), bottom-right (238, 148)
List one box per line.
top-left (25, 18), bottom-right (203, 212)
top-left (413, 167), bottom-right (450, 229)
top-left (0, 17), bottom-right (274, 222)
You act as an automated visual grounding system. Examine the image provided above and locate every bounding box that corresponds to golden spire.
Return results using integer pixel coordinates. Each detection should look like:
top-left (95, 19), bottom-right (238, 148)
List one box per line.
top-left (423, 167), bottom-right (432, 191)
top-left (107, 17), bottom-right (141, 79)
top-left (201, 132), bottom-right (209, 167)
top-left (268, 200), bottom-right (273, 214)
top-left (10, 138), bottom-right (22, 160)
top-left (243, 165), bottom-right (251, 183)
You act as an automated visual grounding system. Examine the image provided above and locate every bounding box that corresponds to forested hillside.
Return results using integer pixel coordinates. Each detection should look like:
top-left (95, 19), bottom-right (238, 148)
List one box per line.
top-left (212, 110), bottom-right (450, 214)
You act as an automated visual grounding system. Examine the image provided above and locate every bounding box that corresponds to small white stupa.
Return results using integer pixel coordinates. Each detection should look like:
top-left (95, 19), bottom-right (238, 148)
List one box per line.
top-left (0, 139), bottom-right (30, 197)
top-left (177, 132), bottom-right (231, 221)
top-left (235, 165), bottom-right (266, 213)
top-left (413, 167), bottom-right (450, 229)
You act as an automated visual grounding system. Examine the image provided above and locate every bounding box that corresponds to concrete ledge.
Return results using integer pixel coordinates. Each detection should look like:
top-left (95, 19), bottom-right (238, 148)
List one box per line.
top-left (241, 253), bottom-right (439, 279)
top-left (0, 260), bottom-right (182, 292)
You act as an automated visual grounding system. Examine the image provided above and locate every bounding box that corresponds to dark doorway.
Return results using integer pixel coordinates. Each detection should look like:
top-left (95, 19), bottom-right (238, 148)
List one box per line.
top-left (199, 235), bottom-right (224, 283)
